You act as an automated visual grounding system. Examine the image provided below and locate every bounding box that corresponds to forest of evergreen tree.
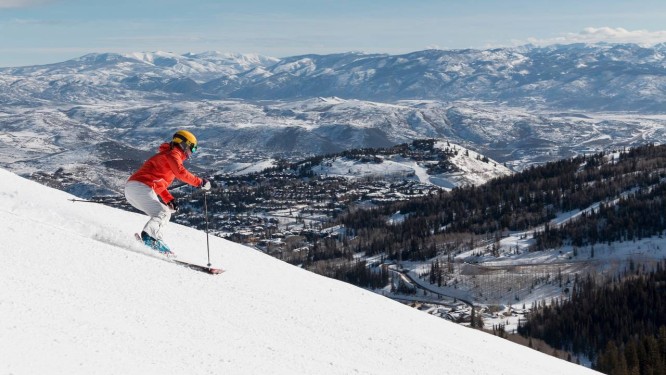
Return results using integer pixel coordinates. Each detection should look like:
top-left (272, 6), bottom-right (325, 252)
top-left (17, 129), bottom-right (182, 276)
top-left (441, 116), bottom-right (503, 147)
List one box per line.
top-left (317, 143), bottom-right (666, 374)
top-left (518, 261), bottom-right (666, 375)
top-left (332, 143), bottom-right (666, 263)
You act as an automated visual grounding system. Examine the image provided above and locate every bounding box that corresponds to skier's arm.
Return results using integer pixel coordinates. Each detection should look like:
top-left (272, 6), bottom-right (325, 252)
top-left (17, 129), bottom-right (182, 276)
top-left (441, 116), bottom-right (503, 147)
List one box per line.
top-left (158, 189), bottom-right (174, 204)
top-left (165, 152), bottom-right (203, 187)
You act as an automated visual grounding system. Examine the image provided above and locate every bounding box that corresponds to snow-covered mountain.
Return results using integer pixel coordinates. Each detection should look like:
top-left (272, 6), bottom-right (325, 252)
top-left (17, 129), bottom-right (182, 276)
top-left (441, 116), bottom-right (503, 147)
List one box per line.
top-left (2, 43), bottom-right (666, 195)
top-left (0, 168), bottom-right (599, 374)
top-left (4, 96), bottom-right (665, 197)
top-left (230, 44), bottom-right (666, 112)
top-left (3, 44), bottom-right (665, 110)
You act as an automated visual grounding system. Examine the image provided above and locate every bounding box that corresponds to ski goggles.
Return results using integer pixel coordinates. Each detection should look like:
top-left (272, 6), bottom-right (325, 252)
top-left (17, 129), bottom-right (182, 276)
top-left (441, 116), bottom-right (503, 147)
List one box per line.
top-left (189, 143), bottom-right (198, 153)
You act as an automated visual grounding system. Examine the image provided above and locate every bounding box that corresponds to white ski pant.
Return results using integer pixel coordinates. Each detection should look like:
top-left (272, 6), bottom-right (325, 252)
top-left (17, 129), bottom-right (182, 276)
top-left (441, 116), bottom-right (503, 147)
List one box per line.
top-left (124, 180), bottom-right (171, 241)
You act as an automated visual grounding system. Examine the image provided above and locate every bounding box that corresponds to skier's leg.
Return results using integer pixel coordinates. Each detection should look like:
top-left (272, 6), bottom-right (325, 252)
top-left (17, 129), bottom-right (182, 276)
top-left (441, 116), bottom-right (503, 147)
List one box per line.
top-left (124, 181), bottom-right (172, 241)
top-left (144, 208), bottom-right (171, 241)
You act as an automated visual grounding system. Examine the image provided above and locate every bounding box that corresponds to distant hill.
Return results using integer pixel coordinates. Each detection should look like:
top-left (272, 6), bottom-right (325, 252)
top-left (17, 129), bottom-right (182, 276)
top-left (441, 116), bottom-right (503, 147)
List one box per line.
top-left (246, 139), bottom-right (512, 189)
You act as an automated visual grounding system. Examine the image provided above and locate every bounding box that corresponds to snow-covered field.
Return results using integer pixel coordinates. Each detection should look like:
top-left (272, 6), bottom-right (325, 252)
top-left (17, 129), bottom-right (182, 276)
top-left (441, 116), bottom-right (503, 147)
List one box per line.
top-left (0, 168), bottom-right (599, 374)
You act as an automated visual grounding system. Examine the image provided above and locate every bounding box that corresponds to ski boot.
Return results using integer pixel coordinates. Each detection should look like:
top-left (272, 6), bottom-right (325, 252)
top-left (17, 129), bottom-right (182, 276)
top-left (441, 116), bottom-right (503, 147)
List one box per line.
top-left (140, 231), bottom-right (175, 257)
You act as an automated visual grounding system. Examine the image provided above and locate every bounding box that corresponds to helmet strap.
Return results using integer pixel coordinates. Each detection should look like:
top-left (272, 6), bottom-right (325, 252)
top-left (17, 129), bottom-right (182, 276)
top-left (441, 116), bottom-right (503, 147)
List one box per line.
top-left (173, 133), bottom-right (189, 144)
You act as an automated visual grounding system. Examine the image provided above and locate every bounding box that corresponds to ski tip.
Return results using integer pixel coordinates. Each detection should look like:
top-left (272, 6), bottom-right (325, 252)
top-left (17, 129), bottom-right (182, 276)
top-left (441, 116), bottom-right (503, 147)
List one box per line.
top-left (172, 260), bottom-right (224, 275)
top-left (206, 263), bottom-right (224, 274)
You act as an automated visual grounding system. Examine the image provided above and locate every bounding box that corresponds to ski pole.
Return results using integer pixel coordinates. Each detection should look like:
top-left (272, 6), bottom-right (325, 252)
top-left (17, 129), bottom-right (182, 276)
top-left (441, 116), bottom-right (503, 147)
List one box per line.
top-left (69, 198), bottom-right (119, 204)
top-left (204, 191), bottom-right (212, 267)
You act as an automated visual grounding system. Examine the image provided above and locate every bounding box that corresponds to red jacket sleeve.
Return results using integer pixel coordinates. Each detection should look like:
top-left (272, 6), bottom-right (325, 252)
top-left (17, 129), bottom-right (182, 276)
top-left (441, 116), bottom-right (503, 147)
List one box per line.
top-left (159, 189), bottom-right (174, 204)
top-left (165, 149), bottom-right (203, 188)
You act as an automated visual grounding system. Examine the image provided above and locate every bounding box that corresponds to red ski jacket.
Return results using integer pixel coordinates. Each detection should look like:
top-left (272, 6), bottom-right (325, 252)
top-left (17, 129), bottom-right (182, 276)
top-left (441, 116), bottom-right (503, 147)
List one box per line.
top-left (128, 143), bottom-right (202, 204)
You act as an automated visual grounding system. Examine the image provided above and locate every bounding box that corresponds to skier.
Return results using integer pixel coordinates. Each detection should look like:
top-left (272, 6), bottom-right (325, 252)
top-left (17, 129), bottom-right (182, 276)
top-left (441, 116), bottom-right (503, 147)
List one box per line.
top-left (124, 130), bottom-right (211, 253)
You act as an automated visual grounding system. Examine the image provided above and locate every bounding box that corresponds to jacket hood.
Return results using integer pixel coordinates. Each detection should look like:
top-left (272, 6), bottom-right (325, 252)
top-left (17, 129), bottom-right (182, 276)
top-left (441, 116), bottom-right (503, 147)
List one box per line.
top-left (158, 143), bottom-right (172, 153)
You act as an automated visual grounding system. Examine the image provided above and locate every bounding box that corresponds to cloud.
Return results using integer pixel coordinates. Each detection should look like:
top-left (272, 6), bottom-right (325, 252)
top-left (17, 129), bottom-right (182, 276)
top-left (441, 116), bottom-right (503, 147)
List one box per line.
top-left (0, 0), bottom-right (52, 9)
top-left (526, 27), bottom-right (666, 46)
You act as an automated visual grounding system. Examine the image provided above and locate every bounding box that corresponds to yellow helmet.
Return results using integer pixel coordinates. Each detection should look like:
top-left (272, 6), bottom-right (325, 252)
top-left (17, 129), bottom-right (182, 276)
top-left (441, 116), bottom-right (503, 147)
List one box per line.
top-left (172, 130), bottom-right (198, 153)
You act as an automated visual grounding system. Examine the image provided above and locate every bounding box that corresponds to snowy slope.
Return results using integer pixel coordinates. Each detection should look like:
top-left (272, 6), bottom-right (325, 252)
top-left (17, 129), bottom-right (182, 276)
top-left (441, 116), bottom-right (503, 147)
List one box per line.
top-left (0, 169), bottom-right (599, 375)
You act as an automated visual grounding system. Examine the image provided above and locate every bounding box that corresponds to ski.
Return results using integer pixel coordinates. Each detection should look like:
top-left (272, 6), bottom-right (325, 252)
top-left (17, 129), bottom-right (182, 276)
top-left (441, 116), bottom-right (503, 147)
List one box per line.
top-left (173, 260), bottom-right (224, 274)
top-left (134, 233), bottom-right (223, 275)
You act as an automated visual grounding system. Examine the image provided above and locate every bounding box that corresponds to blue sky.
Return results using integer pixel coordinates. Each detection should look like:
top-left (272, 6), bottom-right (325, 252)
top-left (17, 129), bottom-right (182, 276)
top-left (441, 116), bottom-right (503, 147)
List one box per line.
top-left (1, 0), bottom-right (666, 67)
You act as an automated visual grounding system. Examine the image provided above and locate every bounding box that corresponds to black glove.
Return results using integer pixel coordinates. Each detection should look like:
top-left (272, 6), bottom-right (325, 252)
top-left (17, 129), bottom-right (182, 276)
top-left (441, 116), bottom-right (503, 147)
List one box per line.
top-left (200, 178), bottom-right (212, 191)
top-left (167, 199), bottom-right (179, 212)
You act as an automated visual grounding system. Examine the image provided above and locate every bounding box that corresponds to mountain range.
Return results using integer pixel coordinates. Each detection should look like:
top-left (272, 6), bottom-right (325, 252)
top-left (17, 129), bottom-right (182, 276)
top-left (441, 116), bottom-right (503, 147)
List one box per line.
top-left (1, 43), bottom-right (666, 195)
top-left (3, 43), bottom-right (665, 110)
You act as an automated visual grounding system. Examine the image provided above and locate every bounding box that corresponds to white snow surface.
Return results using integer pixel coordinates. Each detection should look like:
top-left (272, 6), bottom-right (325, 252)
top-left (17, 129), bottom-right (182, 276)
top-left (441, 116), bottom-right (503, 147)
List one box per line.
top-left (0, 169), bottom-right (598, 375)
